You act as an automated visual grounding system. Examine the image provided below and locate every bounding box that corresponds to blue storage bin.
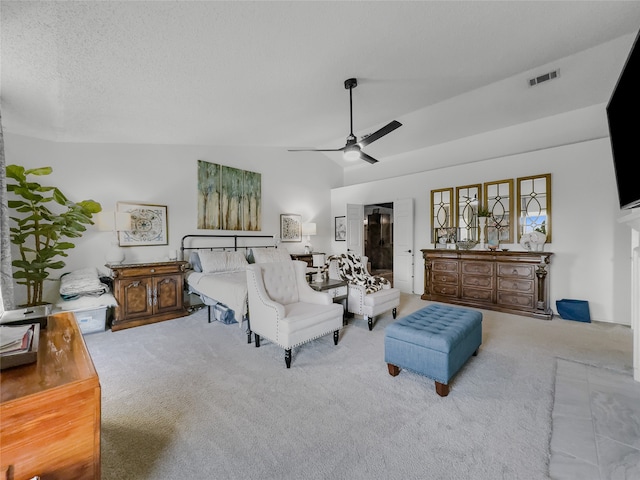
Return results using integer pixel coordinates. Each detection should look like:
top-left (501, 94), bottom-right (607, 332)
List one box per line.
top-left (556, 299), bottom-right (591, 323)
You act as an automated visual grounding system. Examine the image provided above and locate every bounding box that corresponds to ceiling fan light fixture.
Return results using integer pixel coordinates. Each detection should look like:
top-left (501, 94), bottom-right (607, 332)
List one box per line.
top-left (343, 144), bottom-right (360, 161)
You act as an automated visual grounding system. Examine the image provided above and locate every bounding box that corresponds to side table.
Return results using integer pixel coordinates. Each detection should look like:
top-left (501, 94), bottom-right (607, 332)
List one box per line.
top-left (309, 278), bottom-right (349, 324)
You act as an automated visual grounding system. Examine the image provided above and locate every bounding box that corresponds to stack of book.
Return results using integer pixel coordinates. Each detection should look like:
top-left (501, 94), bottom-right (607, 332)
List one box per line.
top-left (0, 323), bottom-right (40, 370)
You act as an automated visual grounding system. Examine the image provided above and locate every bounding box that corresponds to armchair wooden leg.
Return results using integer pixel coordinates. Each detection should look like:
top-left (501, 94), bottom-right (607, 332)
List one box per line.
top-left (285, 349), bottom-right (292, 368)
top-left (254, 334), bottom-right (260, 348)
top-left (333, 330), bottom-right (339, 345)
top-left (393, 307), bottom-right (397, 319)
top-left (366, 316), bottom-right (373, 331)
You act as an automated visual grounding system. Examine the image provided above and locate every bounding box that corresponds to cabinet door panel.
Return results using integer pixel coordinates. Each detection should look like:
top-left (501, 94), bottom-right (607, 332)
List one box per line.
top-left (155, 274), bottom-right (182, 313)
top-left (119, 279), bottom-right (153, 319)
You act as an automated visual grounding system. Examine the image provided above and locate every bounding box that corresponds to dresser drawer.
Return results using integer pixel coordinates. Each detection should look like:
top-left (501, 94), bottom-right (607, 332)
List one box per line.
top-left (462, 261), bottom-right (494, 276)
top-left (432, 260), bottom-right (458, 274)
top-left (497, 263), bottom-right (534, 279)
top-left (498, 277), bottom-right (534, 294)
top-left (115, 264), bottom-right (183, 278)
top-left (462, 275), bottom-right (493, 289)
top-left (432, 272), bottom-right (458, 285)
top-left (462, 287), bottom-right (493, 302)
top-left (497, 291), bottom-right (535, 309)
top-left (327, 286), bottom-right (348, 298)
top-left (431, 284), bottom-right (458, 297)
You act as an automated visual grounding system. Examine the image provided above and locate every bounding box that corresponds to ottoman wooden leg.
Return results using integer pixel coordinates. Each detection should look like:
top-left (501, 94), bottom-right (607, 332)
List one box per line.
top-left (387, 363), bottom-right (400, 376)
top-left (435, 381), bottom-right (450, 397)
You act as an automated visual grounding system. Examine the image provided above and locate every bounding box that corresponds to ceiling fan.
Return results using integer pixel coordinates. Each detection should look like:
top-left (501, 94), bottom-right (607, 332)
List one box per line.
top-left (288, 78), bottom-right (402, 164)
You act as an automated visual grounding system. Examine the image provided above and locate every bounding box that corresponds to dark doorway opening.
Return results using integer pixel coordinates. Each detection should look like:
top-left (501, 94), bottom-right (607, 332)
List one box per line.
top-left (364, 203), bottom-right (393, 286)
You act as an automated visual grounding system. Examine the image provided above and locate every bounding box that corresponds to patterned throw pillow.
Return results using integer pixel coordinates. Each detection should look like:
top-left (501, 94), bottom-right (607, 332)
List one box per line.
top-left (327, 253), bottom-right (390, 294)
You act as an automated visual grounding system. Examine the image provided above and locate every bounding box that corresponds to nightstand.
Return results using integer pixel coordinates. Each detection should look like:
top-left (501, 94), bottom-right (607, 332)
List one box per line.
top-left (309, 278), bottom-right (349, 324)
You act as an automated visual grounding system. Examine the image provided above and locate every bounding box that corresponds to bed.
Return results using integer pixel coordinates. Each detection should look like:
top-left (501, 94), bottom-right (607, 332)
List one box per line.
top-left (181, 234), bottom-right (291, 342)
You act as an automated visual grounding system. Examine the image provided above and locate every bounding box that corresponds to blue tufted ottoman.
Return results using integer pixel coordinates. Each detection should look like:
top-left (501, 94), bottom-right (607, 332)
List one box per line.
top-left (384, 304), bottom-right (482, 396)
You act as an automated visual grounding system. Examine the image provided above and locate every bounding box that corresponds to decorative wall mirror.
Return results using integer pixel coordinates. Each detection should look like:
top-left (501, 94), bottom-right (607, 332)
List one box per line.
top-left (484, 178), bottom-right (514, 244)
top-left (431, 188), bottom-right (454, 244)
top-left (517, 173), bottom-right (551, 242)
top-left (456, 184), bottom-right (481, 242)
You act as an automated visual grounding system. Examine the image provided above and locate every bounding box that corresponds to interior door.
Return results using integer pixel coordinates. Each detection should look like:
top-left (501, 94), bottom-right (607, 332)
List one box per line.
top-left (393, 198), bottom-right (414, 293)
top-left (346, 203), bottom-right (364, 256)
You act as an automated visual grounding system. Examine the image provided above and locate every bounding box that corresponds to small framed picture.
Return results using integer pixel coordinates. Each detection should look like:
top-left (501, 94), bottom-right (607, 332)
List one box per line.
top-left (280, 213), bottom-right (302, 242)
top-left (117, 202), bottom-right (168, 246)
top-left (335, 216), bottom-right (346, 241)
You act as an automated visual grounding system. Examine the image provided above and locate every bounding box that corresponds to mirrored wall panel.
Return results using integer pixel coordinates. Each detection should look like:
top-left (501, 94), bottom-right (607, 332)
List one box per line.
top-left (456, 184), bottom-right (481, 242)
top-left (431, 188), bottom-right (454, 244)
top-left (517, 173), bottom-right (551, 242)
top-left (484, 178), bottom-right (514, 244)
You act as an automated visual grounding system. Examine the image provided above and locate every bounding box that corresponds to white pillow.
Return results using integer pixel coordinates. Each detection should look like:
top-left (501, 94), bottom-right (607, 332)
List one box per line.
top-left (226, 251), bottom-right (248, 271)
top-left (198, 251), bottom-right (230, 273)
top-left (198, 251), bottom-right (248, 273)
top-left (252, 247), bottom-right (291, 263)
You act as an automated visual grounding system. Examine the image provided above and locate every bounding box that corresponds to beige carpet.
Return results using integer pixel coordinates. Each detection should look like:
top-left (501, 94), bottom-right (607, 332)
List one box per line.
top-left (84, 294), bottom-right (633, 480)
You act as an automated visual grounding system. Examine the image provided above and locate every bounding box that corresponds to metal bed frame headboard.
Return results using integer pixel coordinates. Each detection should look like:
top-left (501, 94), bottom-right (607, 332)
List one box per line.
top-left (180, 233), bottom-right (277, 260)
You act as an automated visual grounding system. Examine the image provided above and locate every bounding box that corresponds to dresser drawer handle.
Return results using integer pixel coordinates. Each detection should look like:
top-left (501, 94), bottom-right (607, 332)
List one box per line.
top-left (150, 269), bottom-right (155, 273)
top-left (512, 269), bottom-right (518, 275)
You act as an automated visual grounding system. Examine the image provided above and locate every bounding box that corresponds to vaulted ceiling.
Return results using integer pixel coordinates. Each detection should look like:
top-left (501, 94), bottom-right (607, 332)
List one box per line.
top-left (2, 1), bottom-right (640, 168)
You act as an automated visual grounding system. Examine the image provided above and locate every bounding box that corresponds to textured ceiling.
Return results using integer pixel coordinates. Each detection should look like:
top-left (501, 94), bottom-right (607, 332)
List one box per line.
top-left (2, 1), bottom-right (640, 168)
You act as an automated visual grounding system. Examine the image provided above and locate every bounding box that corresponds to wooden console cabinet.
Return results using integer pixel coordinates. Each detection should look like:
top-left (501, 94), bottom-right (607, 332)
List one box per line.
top-left (421, 249), bottom-right (553, 319)
top-left (1, 312), bottom-right (101, 479)
top-left (109, 261), bottom-right (188, 331)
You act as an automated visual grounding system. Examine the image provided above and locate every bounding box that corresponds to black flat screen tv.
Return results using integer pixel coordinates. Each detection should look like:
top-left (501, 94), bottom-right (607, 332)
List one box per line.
top-left (607, 28), bottom-right (640, 210)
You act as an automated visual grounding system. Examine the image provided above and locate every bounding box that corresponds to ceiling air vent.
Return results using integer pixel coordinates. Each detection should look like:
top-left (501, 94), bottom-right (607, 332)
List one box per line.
top-left (528, 69), bottom-right (559, 87)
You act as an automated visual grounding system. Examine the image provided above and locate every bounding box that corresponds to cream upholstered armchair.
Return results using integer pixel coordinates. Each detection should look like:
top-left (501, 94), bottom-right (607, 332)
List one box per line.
top-left (328, 253), bottom-right (400, 331)
top-left (246, 260), bottom-right (344, 368)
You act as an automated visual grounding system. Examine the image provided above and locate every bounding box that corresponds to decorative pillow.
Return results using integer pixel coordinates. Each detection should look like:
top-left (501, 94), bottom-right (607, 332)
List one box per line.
top-left (252, 247), bottom-right (291, 263)
top-left (198, 251), bottom-right (230, 273)
top-left (189, 251), bottom-right (203, 272)
top-left (226, 251), bottom-right (249, 271)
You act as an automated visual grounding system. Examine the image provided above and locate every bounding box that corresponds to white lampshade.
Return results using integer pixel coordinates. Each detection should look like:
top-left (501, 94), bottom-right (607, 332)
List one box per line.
top-left (115, 212), bottom-right (132, 231)
top-left (95, 211), bottom-right (115, 231)
top-left (312, 254), bottom-right (325, 268)
top-left (302, 223), bottom-right (316, 236)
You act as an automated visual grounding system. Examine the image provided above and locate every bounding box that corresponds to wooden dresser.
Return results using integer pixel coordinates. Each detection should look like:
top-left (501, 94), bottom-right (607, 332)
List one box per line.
top-left (108, 261), bottom-right (188, 331)
top-left (421, 249), bottom-right (553, 319)
top-left (1, 312), bottom-right (101, 480)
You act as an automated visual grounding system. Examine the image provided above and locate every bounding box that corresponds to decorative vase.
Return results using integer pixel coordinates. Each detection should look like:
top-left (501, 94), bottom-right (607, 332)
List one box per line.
top-left (478, 217), bottom-right (487, 249)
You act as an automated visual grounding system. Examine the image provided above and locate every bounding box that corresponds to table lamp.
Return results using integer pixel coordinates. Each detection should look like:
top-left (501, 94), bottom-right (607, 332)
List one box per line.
top-left (302, 223), bottom-right (316, 254)
top-left (312, 253), bottom-right (325, 283)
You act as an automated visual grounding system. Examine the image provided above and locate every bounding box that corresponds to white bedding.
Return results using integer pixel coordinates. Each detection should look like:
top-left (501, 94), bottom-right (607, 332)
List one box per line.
top-left (186, 270), bottom-right (248, 327)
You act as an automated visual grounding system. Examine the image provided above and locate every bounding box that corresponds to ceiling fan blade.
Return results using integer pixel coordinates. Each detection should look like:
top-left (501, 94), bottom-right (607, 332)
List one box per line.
top-left (358, 120), bottom-right (402, 148)
top-left (360, 152), bottom-right (379, 164)
top-left (288, 147), bottom-right (345, 152)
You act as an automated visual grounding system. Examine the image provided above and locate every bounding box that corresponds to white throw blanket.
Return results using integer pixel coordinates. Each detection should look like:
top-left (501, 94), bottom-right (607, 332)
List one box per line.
top-left (59, 268), bottom-right (108, 299)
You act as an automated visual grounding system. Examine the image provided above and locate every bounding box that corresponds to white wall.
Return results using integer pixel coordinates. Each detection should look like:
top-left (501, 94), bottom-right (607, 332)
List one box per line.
top-left (331, 118), bottom-right (631, 325)
top-left (4, 134), bottom-right (343, 305)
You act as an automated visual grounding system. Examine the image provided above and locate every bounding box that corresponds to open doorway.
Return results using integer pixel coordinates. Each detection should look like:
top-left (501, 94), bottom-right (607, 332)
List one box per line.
top-left (364, 203), bottom-right (393, 286)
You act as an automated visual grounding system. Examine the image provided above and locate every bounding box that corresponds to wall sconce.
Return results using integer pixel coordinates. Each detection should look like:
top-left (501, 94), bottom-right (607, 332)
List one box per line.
top-left (302, 223), bottom-right (316, 254)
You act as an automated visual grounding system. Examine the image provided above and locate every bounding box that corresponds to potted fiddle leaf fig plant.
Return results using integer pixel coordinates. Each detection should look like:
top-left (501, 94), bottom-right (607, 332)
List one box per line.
top-left (6, 165), bottom-right (102, 306)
